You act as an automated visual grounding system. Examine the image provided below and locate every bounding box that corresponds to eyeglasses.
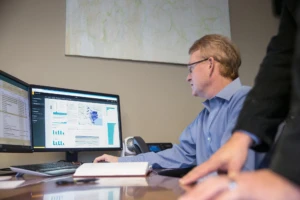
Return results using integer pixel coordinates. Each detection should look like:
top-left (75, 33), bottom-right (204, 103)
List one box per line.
top-left (187, 58), bottom-right (208, 74)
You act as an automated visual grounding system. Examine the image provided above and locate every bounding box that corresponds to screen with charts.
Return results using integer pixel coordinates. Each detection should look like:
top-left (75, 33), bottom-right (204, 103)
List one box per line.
top-left (30, 85), bottom-right (122, 152)
top-left (0, 70), bottom-right (32, 152)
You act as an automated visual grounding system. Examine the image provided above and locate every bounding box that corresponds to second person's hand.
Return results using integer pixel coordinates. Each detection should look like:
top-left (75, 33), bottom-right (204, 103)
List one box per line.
top-left (179, 169), bottom-right (300, 200)
top-left (93, 154), bottom-right (119, 163)
top-left (179, 131), bottom-right (253, 185)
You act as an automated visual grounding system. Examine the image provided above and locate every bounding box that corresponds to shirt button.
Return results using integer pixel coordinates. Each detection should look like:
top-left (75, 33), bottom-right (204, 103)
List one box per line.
top-left (207, 137), bottom-right (211, 142)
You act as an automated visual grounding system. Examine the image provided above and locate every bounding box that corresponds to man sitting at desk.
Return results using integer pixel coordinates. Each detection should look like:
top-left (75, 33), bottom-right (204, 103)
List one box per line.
top-left (94, 34), bottom-right (262, 170)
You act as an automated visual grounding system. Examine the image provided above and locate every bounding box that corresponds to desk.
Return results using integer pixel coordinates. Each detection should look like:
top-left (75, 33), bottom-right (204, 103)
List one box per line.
top-left (0, 173), bottom-right (185, 200)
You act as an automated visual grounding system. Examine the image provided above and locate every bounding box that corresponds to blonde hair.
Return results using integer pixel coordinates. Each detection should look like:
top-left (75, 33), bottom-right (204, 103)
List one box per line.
top-left (189, 34), bottom-right (241, 80)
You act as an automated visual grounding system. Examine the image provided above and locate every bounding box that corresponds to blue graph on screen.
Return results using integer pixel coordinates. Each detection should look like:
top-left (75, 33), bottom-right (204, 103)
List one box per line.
top-left (52, 140), bottom-right (64, 146)
top-left (52, 130), bottom-right (64, 135)
top-left (107, 123), bottom-right (116, 145)
top-left (88, 107), bottom-right (103, 125)
top-left (108, 191), bottom-right (113, 200)
top-left (53, 111), bottom-right (67, 115)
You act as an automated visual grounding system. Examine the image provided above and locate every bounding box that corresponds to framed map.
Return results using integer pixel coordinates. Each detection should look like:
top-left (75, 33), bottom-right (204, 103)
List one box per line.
top-left (66, 0), bottom-right (230, 64)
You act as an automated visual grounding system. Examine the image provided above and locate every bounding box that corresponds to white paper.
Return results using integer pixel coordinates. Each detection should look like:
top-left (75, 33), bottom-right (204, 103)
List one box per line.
top-left (0, 176), bottom-right (12, 181)
top-left (74, 162), bottom-right (149, 177)
top-left (0, 180), bottom-right (25, 189)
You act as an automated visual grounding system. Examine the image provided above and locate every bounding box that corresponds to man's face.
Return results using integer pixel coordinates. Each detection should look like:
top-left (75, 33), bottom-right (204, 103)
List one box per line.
top-left (186, 51), bottom-right (211, 97)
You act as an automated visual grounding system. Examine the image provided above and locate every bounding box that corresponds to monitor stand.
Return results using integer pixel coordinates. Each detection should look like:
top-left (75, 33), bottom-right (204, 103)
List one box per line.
top-left (65, 151), bottom-right (78, 162)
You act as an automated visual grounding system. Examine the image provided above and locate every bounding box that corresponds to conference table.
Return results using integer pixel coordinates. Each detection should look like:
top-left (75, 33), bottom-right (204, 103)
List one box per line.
top-left (0, 173), bottom-right (186, 200)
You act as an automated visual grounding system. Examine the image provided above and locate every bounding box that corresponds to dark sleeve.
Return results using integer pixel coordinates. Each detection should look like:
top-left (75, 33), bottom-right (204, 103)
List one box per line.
top-left (233, 3), bottom-right (297, 152)
top-left (270, 2), bottom-right (300, 186)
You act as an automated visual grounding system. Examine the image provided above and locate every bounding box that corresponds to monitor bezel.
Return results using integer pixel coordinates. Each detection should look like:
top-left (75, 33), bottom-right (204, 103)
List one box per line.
top-left (0, 70), bottom-right (33, 153)
top-left (29, 84), bottom-right (123, 152)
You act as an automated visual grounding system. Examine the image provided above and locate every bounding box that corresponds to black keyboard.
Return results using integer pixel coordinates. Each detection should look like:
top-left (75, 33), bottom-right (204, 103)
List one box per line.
top-left (10, 162), bottom-right (81, 176)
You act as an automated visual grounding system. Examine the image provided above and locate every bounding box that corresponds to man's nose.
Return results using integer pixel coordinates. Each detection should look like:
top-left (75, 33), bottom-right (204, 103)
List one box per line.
top-left (186, 73), bottom-right (191, 82)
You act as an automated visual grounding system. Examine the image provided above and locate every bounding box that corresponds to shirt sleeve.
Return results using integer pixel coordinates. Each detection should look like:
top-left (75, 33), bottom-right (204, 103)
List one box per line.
top-left (118, 122), bottom-right (197, 169)
top-left (221, 93), bottom-right (265, 171)
top-left (238, 130), bottom-right (261, 146)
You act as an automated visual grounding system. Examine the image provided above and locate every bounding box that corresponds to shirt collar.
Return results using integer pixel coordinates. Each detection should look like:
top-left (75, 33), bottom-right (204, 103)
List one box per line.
top-left (215, 78), bottom-right (242, 101)
top-left (202, 78), bottom-right (242, 111)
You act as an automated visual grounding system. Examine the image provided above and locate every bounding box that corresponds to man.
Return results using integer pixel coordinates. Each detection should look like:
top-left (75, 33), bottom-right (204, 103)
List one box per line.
top-left (94, 34), bottom-right (260, 171)
top-left (179, 1), bottom-right (300, 199)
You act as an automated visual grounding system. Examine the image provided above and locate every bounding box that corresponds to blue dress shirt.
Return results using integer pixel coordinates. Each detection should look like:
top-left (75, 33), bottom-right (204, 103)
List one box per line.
top-left (119, 78), bottom-right (263, 170)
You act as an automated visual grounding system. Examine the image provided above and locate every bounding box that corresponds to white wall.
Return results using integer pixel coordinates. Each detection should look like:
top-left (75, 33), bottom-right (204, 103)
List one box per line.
top-left (0, 0), bottom-right (279, 168)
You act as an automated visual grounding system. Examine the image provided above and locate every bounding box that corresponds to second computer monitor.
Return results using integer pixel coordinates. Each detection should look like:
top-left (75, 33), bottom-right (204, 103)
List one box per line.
top-left (0, 70), bottom-right (32, 152)
top-left (30, 85), bottom-right (122, 152)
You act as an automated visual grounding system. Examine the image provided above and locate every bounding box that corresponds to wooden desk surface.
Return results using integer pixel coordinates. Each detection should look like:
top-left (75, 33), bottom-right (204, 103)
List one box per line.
top-left (0, 173), bottom-right (185, 200)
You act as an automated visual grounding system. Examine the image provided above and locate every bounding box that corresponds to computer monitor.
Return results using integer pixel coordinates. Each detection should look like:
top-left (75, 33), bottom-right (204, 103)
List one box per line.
top-left (30, 85), bottom-right (123, 161)
top-left (0, 70), bottom-right (32, 152)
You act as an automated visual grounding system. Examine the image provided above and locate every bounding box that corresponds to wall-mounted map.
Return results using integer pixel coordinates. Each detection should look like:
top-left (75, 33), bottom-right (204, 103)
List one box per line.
top-left (65, 0), bottom-right (230, 64)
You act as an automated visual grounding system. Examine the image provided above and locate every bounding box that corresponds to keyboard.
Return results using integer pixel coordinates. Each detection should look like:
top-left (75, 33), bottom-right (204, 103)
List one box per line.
top-left (10, 161), bottom-right (81, 176)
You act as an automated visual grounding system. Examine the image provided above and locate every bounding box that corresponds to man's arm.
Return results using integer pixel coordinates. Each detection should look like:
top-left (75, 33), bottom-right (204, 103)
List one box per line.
top-left (118, 124), bottom-right (197, 168)
top-left (220, 91), bottom-right (263, 171)
top-left (94, 119), bottom-right (199, 168)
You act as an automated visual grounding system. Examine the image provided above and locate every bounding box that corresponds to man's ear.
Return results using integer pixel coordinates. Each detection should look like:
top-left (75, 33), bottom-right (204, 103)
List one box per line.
top-left (208, 57), bottom-right (215, 77)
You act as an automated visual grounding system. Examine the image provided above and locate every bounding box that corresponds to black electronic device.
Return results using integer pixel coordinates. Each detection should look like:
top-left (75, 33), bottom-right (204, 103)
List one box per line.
top-left (30, 85), bottom-right (123, 161)
top-left (147, 143), bottom-right (173, 153)
top-left (123, 136), bottom-right (173, 155)
top-left (153, 167), bottom-right (195, 178)
top-left (126, 136), bottom-right (149, 154)
top-left (0, 70), bottom-right (32, 152)
top-left (56, 177), bottom-right (97, 185)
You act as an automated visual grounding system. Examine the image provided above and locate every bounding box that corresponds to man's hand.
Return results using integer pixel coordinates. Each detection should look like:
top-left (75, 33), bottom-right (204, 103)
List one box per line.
top-left (93, 154), bottom-right (119, 163)
top-left (179, 131), bottom-right (252, 185)
top-left (179, 169), bottom-right (300, 200)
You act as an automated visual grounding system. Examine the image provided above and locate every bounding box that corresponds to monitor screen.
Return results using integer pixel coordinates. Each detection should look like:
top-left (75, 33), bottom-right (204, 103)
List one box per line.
top-left (0, 70), bottom-right (32, 152)
top-left (30, 85), bottom-right (122, 152)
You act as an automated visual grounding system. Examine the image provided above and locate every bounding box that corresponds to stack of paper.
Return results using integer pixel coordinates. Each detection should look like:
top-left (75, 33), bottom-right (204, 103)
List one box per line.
top-left (0, 180), bottom-right (25, 189)
top-left (73, 162), bottom-right (150, 177)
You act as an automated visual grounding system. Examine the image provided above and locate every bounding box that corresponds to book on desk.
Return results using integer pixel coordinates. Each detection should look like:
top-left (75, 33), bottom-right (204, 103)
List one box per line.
top-left (73, 162), bottom-right (151, 177)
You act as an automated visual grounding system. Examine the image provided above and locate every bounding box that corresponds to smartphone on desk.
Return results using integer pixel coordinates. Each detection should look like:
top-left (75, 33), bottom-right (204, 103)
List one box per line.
top-left (56, 177), bottom-right (98, 186)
